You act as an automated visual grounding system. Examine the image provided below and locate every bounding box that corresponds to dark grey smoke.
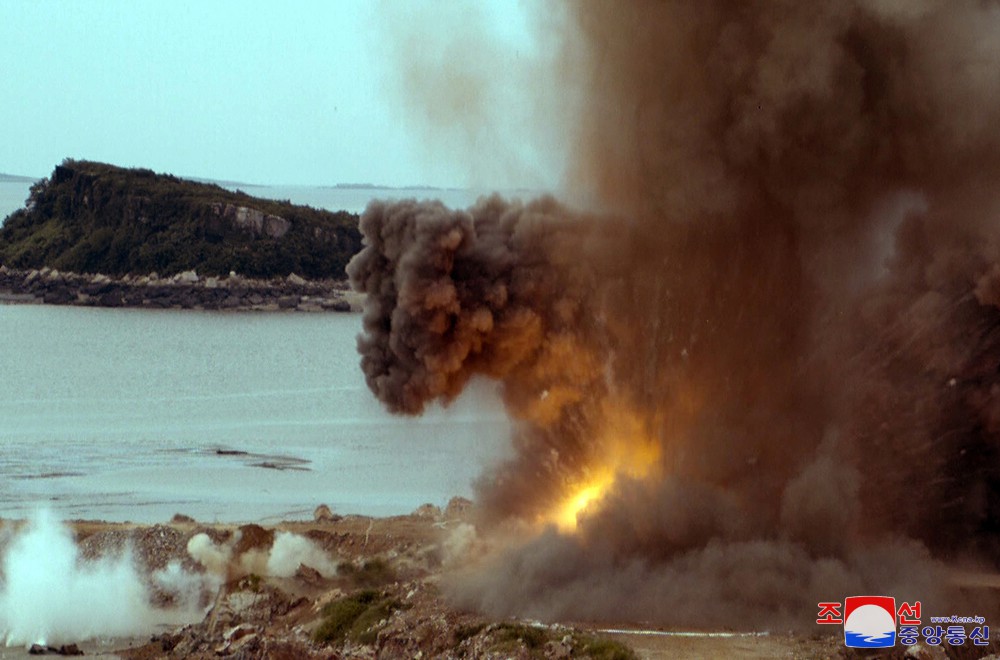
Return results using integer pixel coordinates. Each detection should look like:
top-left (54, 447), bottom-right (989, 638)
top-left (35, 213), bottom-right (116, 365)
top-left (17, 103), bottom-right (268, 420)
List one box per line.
top-left (350, 0), bottom-right (1000, 627)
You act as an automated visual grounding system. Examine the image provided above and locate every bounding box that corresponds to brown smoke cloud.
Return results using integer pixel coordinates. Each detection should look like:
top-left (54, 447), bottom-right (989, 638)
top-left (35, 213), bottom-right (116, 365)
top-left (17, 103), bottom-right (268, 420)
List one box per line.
top-left (351, 0), bottom-right (1000, 627)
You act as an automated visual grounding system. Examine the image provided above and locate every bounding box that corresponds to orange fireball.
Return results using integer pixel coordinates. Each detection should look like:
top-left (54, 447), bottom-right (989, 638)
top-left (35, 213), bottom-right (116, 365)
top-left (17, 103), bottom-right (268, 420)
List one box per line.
top-left (546, 400), bottom-right (662, 532)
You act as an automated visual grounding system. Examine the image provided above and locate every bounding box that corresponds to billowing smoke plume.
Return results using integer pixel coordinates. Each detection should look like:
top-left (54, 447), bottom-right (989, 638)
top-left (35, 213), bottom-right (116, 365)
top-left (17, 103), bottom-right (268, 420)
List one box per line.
top-left (354, 1), bottom-right (1000, 627)
top-left (0, 511), bottom-right (202, 648)
top-left (187, 529), bottom-right (338, 580)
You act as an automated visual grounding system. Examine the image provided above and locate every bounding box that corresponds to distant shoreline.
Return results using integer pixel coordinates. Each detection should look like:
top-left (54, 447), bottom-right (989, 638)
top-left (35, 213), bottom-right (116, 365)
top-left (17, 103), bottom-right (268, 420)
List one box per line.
top-left (0, 265), bottom-right (363, 312)
top-left (0, 173), bottom-right (40, 183)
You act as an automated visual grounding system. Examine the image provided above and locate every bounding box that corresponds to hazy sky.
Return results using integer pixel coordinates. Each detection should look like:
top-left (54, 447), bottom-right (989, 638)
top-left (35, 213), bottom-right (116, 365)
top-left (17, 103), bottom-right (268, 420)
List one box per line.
top-left (0, 1), bottom-right (545, 188)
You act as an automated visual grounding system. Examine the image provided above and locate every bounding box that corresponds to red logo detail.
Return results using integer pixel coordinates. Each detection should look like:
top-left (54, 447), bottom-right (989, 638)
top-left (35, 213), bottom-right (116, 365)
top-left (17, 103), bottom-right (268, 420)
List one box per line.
top-left (896, 601), bottom-right (921, 626)
top-left (845, 596), bottom-right (896, 623)
top-left (817, 602), bottom-right (843, 624)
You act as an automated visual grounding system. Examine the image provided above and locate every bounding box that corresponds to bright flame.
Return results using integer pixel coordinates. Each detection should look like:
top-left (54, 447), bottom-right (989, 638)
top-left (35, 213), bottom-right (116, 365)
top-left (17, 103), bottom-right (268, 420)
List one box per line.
top-left (546, 400), bottom-right (663, 533)
top-left (554, 471), bottom-right (615, 532)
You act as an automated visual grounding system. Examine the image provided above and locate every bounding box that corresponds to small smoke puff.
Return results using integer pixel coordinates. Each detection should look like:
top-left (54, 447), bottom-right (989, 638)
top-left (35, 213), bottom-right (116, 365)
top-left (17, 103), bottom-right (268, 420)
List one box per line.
top-left (0, 510), bottom-right (151, 646)
top-left (187, 531), bottom-right (336, 579)
top-left (186, 533), bottom-right (232, 577)
top-left (265, 532), bottom-right (337, 578)
top-left (441, 523), bottom-right (479, 566)
top-left (152, 560), bottom-right (217, 614)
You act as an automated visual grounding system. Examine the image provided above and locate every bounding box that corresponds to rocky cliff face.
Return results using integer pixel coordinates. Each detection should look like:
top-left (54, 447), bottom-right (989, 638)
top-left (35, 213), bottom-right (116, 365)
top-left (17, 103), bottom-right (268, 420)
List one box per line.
top-left (212, 203), bottom-right (291, 239)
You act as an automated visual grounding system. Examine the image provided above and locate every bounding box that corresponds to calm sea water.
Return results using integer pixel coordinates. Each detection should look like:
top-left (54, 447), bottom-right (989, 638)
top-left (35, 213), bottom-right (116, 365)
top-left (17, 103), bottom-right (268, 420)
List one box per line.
top-left (0, 305), bottom-right (511, 522)
top-left (0, 179), bottom-right (532, 522)
top-left (0, 181), bottom-right (34, 221)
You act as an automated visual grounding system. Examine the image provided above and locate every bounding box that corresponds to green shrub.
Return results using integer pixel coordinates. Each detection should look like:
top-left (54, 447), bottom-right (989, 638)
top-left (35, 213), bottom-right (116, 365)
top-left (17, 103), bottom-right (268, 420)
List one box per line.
top-left (312, 590), bottom-right (401, 646)
top-left (486, 623), bottom-right (551, 657)
top-left (478, 625), bottom-right (637, 660)
top-left (339, 558), bottom-right (396, 588)
top-left (351, 597), bottom-right (402, 644)
top-left (313, 592), bottom-right (376, 644)
top-left (571, 634), bottom-right (638, 660)
top-left (453, 621), bottom-right (487, 645)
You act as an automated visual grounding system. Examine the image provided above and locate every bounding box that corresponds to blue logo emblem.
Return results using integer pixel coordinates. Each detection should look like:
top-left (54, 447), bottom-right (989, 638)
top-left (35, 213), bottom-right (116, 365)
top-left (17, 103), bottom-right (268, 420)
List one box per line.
top-left (844, 596), bottom-right (896, 648)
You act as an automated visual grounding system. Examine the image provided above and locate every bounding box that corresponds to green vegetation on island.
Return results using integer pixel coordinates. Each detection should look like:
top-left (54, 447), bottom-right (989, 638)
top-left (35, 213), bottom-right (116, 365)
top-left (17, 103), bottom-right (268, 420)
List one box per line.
top-left (0, 159), bottom-right (362, 279)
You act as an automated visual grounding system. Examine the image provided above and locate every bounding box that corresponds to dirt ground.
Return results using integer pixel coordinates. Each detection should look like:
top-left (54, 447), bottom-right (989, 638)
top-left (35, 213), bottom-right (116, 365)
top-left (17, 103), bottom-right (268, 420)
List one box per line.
top-left (0, 507), bottom-right (993, 659)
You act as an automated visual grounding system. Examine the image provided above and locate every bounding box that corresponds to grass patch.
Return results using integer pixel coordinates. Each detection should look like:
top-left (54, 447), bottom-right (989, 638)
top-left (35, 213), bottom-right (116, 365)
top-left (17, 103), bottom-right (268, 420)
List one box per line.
top-left (351, 597), bottom-right (402, 644)
top-left (495, 623), bottom-right (548, 649)
top-left (454, 622), bottom-right (487, 644)
top-left (312, 590), bottom-right (401, 646)
top-left (570, 634), bottom-right (638, 660)
top-left (313, 594), bottom-right (372, 644)
top-left (485, 623), bottom-right (551, 658)
top-left (475, 624), bottom-right (637, 660)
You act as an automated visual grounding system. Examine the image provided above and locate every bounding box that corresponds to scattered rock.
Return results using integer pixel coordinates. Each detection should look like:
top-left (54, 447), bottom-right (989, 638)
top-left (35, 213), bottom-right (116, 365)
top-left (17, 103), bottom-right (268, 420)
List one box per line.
top-left (220, 294), bottom-right (243, 309)
top-left (314, 504), bottom-right (340, 523)
top-left (444, 496), bottom-right (474, 520)
top-left (43, 287), bottom-right (74, 305)
top-left (173, 270), bottom-right (199, 284)
top-left (287, 272), bottom-right (307, 286)
top-left (153, 632), bottom-right (179, 652)
top-left (295, 563), bottom-right (324, 585)
top-left (26, 645), bottom-right (83, 656)
top-left (98, 291), bottom-right (124, 307)
top-left (81, 279), bottom-right (112, 295)
top-left (233, 524), bottom-right (274, 555)
top-left (546, 637), bottom-right (573, 659)
top-left (904, 642), bottom-right (949, 660)
top-left (412, 503), bottom-right (442, 520)
top-left (224, 623), bottom-right (258, 643)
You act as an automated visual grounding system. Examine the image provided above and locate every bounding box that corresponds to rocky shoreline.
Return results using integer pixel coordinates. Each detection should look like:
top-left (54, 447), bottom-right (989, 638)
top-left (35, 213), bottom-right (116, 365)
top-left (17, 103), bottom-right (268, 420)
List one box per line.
top-left (0, 265), bottom-right (361, 312)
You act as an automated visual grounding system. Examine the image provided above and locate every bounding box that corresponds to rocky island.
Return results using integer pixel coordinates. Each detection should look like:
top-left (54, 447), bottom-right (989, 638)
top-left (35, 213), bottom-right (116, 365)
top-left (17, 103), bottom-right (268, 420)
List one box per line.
top-left (0, 160), bottom-right (363, 311)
